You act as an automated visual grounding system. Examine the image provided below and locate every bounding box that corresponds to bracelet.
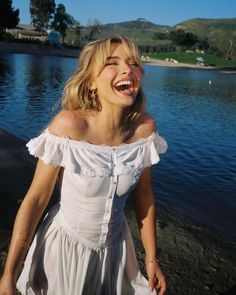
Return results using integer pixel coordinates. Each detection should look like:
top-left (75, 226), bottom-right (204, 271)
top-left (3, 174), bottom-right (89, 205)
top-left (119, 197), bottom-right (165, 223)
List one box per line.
top-left (146, 258), bottom-right (159, 264)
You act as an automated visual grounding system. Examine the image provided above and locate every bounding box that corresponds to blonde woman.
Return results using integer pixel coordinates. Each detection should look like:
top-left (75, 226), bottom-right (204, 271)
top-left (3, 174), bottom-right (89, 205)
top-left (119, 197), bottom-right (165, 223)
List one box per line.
top-left (0, 36), bottom-right (167, 295)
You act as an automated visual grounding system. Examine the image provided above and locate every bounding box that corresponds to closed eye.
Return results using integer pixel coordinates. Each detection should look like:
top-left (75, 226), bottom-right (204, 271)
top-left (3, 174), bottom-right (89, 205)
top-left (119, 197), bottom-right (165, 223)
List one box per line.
top-left (105, 62), bottom-right (118, 66)
top-left (129, 63), bottom-right (139, 66)
top-left (127, 59), bottom-right (139, 67)
top-left (105, 57), bottom-right (119, 66)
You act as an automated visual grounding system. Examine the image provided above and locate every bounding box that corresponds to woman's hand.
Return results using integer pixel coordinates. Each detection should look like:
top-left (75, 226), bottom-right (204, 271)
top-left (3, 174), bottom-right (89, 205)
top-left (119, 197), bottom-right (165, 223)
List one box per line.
top-left (0, 274), bottom-right (16, 295)
top-left (146, 259), bottom-right (167, 294)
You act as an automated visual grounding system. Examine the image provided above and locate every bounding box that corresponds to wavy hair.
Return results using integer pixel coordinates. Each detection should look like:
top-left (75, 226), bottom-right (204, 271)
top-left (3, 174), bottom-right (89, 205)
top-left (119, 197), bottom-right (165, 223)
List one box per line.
top-left (62, 35), bottom-right (146, 120)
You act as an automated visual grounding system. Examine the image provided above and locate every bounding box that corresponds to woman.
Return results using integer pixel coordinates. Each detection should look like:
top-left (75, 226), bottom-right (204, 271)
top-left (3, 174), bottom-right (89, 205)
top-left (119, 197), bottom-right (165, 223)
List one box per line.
top-left (0, 36), bottom-right (167, 295)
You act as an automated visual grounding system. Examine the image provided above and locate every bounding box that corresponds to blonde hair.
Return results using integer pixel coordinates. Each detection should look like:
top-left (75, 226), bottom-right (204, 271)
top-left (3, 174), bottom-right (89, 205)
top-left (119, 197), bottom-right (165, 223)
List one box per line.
top-left (62, 35), bottom-right (146, 120)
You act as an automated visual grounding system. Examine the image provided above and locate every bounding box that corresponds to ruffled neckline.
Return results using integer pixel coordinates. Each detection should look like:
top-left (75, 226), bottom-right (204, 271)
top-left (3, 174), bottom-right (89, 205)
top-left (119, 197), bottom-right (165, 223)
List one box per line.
top-left (27, 128), bottom-right (167, 175)
top-left (44, 128), bottom-right (157, 152)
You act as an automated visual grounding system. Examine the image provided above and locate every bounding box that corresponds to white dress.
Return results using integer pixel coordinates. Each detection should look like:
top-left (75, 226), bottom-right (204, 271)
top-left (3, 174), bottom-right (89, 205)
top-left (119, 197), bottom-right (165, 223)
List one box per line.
top-left (17, 128), bottom-right (167, 295)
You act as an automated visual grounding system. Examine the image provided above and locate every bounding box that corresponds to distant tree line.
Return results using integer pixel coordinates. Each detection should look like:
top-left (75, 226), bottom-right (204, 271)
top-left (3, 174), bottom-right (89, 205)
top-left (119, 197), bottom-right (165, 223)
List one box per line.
top-left (0, 1), bottom-right (234, 58)
top-left (0, 0), bottom-right (214, 52)
top-left (152, 30), bottom-right (210, 51)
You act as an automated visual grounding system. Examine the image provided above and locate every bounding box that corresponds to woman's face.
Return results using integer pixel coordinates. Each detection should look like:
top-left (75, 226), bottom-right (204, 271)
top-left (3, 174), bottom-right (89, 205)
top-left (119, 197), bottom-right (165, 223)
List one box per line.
top-left (91, 43), bottom-right (142, 109)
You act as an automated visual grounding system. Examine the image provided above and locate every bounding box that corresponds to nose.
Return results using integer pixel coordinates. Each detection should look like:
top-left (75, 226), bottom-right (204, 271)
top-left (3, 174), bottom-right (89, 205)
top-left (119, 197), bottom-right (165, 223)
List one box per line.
top-left (121, 62), bottom-right (132, 74)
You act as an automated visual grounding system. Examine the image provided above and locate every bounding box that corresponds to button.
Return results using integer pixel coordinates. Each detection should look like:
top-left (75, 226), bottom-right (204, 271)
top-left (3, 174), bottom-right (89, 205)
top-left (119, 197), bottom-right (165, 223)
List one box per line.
top-left (109, 195), bottom-right (112, 199)
top-left (113, 181), bottom-right (117, 185)
top-left (106, 209), bottom-right (110, 214)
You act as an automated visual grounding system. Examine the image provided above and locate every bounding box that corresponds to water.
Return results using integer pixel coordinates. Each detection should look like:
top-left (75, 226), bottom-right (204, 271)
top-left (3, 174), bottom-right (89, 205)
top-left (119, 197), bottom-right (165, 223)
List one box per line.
top-left (0, 53), bottom-right (236, 237)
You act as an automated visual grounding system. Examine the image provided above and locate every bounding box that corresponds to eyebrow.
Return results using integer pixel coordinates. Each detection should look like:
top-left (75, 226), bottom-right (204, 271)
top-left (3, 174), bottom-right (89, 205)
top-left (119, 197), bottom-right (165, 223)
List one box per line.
top-left (106, 56), bottom-right (120, 60)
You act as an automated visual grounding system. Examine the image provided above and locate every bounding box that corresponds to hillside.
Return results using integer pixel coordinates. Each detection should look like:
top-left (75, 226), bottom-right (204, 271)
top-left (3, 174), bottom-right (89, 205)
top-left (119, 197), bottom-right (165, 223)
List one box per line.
top-left (175, 18), bottom-right (236, 58)
top-left (176, 18), bottom-right (236, 34)
top-left (79, 19), bottom-right (172, 46)
top-left (74, 17), bottom-right (236, 58)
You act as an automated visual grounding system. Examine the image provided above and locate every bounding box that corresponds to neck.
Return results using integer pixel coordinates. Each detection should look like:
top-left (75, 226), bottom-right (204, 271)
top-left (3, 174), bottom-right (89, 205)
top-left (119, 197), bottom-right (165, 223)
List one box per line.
top-left (97, 107), bottom-right (129, 131)
top-left (92, 106), bottom-right (132, 143)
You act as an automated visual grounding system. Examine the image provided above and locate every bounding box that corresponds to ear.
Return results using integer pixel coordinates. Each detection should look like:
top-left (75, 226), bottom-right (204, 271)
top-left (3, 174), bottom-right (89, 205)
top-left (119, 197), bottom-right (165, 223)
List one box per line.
top-left (89, 78), bottom-right (97, 90)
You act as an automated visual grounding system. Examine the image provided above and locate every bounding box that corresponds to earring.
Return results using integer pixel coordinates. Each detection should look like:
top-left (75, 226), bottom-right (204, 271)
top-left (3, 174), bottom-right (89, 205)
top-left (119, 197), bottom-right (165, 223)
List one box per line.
top-left (89, 89), bottom-right (98, 100)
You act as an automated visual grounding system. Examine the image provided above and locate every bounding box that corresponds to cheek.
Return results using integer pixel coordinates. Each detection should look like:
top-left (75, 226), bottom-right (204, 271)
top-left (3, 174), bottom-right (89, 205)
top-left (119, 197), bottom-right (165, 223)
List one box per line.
top-left (100, 68), bottom-right (117, 80)
top-left (134, 69), bottom-right (142, 81)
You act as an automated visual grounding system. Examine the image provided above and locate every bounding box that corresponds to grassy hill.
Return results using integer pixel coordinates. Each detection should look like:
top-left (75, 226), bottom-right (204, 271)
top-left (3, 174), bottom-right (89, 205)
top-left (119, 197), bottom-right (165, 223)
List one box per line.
top-left (176, 18), bottom-right (236, 34)
top-left (175, 18), bottom-right (236, 58)
top-left (78, 19), bottom-right (172, 46)
top-left (66, 18), bottom-right (236, 59)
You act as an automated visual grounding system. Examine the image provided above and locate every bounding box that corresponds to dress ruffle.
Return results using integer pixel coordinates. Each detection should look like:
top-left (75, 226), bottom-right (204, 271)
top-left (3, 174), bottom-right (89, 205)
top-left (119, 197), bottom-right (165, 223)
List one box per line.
top-left (26, 128), bottom-right (167, 176)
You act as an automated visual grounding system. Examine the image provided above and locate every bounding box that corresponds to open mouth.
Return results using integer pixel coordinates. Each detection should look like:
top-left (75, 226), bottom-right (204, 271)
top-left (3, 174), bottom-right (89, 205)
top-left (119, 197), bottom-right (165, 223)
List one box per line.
top-left (114, 80), bottom-right (136, 95)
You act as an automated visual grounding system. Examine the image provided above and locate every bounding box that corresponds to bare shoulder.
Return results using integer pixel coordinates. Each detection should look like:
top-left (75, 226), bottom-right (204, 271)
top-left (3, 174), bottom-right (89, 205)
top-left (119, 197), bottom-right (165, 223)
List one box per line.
top-left (48, 110), bottom-right (88, 139)
top-left (133, 113), bottom-right (157, 140)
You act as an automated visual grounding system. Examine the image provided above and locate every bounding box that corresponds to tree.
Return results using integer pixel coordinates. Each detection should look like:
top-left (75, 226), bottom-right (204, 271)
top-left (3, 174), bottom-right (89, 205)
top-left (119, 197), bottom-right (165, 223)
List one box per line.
top-left (64, 22), bottom-right (82, 47)
top-left (198, 38), bottom-right (209, 51)
top-left (170, 30), bottom-right (186, 46)
top-left (30, 0), bottom-right (55, 32)
top-left (225, 38), bottom-right (233, 60)
top-left (51, 4), bottom-right (74, 43)
top-left (184, 32), bottom-right (199, 47)
top-left (86, 18), bottom-right (101, 41)
top-left (170, 30), bottom-right (199, 49)
top-left (0, 0), bottom-right (19, 31)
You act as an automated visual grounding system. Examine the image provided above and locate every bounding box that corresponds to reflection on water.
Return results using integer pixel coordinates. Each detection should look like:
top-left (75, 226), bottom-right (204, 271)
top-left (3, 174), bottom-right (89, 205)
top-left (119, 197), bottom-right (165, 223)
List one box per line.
top-left (0, 55), bottom-right (15, 103)
top-left (0, 53), bottom-right (236, 237)
top-left (0, 54), bottom-right (77, 138)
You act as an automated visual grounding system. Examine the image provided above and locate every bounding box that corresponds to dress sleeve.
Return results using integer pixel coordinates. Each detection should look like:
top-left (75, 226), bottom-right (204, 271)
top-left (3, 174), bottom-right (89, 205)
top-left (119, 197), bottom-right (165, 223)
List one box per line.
top-left (146, 132), bottom-right (168, 167)
top-left (26, 129), bottom-right (111, 176)
top-left (26, 129), bottom-right (70, 168)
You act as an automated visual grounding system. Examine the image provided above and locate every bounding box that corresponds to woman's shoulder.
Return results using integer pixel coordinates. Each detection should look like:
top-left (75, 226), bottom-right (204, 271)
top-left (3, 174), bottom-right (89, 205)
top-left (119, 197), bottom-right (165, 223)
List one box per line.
top-left (132, 112), bottom-right (157, 141)
top-left (48, 110), bottom-right (88, 139)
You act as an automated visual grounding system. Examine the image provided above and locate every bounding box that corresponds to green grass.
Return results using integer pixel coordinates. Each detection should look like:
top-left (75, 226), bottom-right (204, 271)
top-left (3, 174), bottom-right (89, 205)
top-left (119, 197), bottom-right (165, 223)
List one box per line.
top-left (148, 52), bottom-right (236, 68)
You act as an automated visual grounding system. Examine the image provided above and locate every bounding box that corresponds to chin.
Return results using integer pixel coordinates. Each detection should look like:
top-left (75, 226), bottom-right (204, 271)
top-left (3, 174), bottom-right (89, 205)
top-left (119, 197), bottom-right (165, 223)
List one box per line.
top-left (119, 95), bottom-right (137, 108)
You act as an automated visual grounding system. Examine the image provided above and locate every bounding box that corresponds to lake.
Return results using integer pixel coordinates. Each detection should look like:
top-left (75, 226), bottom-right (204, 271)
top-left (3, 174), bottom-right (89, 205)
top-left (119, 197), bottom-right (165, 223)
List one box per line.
top-left (0, 53), bottom-right (236, 237)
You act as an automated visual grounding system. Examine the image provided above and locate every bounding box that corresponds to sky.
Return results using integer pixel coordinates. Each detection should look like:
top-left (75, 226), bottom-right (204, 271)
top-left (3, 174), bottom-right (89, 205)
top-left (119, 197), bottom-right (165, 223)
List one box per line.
top-left (12, 0), bottom-right (236, 26)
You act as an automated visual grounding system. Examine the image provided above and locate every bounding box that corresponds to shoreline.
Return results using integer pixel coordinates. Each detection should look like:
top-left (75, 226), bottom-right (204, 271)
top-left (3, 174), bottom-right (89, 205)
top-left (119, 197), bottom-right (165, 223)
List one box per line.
top-left (145, 58), bottom-right (236, 73)
top-left (0, 128), bottom-right (236, 294)
top-left (1, 41), bottom-right (236, 72)
top-left (0, 41), bottom-right (80, 58)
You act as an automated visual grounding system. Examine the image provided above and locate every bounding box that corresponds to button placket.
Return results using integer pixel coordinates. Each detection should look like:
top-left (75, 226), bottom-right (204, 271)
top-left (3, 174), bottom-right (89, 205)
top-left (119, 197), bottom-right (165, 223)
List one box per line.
top-left (110, 149), bottom-right (118, 195)
top-left (99, 149), bottom-right (118, 245)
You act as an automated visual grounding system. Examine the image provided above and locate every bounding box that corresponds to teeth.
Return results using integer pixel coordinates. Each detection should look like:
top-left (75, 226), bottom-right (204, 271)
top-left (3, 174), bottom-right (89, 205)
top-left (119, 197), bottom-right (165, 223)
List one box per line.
top-left (115, 80), bottom-right (133, 87)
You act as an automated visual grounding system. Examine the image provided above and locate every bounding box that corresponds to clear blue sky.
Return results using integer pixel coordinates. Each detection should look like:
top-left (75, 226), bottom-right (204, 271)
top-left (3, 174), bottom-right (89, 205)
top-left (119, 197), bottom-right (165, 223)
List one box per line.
top-left (12, 0), bottom-right (236, 26)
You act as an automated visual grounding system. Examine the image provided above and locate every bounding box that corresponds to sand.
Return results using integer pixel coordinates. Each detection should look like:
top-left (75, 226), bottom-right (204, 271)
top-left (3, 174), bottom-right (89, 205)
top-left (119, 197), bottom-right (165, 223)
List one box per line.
top-left (0, 129), bottom-right (236, 294)
top-left (143, 58), bottom-right (216, 70)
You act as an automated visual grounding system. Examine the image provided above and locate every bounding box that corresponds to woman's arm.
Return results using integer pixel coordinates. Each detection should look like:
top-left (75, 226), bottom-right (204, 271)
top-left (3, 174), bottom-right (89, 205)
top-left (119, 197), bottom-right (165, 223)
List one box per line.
top-left (132, 167), bottom-right (166, 294)
top-left (0, 159), bottom-right (60, 292)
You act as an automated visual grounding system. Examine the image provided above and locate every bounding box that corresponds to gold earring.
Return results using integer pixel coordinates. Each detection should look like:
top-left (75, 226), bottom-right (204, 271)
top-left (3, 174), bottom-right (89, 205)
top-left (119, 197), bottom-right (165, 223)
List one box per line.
top-left (89, 89), bottom-right (98, 100)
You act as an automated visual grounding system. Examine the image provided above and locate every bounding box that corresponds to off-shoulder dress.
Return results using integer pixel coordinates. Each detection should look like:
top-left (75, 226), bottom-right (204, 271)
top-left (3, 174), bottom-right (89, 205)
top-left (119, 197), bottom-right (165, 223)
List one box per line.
top-left (16, 128), bottom-right (167, 295)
